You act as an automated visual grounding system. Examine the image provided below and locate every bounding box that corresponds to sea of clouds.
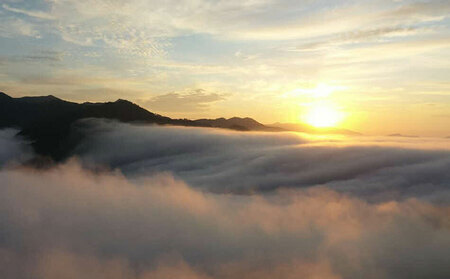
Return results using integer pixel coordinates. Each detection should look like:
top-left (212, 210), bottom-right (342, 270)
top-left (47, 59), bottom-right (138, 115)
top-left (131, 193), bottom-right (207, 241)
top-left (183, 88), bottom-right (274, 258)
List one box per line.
top-left (74, 120), bottom-right (450, 203)
top-left (0, 120), bottom-right (449, 279)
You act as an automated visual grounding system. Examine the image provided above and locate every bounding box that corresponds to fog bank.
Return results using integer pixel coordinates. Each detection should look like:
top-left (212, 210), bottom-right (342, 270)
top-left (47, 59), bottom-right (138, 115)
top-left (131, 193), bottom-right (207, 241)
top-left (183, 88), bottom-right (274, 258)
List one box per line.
top-left (73, 120), bottom-right (450, 203)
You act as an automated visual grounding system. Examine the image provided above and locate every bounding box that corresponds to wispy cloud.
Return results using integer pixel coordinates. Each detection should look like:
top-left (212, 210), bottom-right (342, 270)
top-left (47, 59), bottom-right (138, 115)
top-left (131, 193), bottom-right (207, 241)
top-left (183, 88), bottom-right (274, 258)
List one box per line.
top-left (2, 4), bottom-right (54, 20)
top-left (144, 89), bottom-right (227, 113)
top-left (0, 17), bottom-right (41, 38)
top-left (290, 26), bottom-right (421, 52)
top-left (0, 0), bottom-right (449, 135)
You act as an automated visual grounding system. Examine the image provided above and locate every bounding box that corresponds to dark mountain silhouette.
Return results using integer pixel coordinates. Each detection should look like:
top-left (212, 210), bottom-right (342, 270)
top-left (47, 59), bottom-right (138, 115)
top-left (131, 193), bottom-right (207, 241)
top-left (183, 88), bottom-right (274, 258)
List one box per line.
top-left (0, 92), bottom-right (281, 160)
top-left (0, 92), bottom-right (198, 160)
top-left (0, 92), bottom-right (358, 160)
top-left (194, 117), bottom-right (282, 131)
top-left (269, 122), bottom-right (360, 135)
top-left (388, 133), bottom-right (419, 138)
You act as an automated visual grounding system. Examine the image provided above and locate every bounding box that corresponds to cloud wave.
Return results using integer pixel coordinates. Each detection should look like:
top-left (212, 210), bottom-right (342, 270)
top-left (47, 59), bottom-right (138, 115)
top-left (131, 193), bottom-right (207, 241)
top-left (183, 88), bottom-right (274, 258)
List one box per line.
top-left (73, 120), bottom-right (450, 203)
top-left (1, 122), bottom-right (449, 278)
top-left (0, 161), bottom-right (449, 279)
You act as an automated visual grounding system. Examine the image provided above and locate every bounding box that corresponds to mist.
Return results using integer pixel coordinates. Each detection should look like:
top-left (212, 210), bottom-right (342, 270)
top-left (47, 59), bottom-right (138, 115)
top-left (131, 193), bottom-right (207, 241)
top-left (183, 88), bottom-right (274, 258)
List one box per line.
top-left (73, 119), bottom-right (450, 203)
top-left (1, 162), bottom-right (450, 279)
top-left (0, 121), bottom-right (449, 279)
top-left (0, 129), bottom-right (33, 167)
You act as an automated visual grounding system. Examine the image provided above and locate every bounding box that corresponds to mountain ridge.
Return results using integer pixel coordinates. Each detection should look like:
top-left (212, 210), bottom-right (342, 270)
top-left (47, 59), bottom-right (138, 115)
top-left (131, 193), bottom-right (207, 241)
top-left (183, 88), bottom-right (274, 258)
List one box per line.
top-left (269, 122), bottom-right (360, 136)
top-left (0, 92), bottom-right (358, 160)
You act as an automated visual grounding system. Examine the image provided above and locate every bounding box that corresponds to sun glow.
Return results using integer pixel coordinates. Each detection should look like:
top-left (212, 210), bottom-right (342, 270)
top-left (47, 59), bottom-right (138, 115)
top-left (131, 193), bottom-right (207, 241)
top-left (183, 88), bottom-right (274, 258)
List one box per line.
top-left (312, 83), bottom-right (334, 98)
top-left (304, 103), bottom-right (344, 128)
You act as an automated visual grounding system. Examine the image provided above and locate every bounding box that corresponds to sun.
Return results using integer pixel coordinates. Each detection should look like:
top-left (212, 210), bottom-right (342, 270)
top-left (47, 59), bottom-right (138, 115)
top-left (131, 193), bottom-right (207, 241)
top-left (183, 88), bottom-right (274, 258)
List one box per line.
top-left (304, 103), bottom-right (343, 128)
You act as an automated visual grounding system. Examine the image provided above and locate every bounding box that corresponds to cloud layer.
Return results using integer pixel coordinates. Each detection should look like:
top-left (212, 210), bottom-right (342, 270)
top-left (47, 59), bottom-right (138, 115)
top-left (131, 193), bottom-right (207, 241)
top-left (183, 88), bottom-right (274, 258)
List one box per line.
top-left (0, 161), bottom-right (449, 279)
top-left (74, 120), bottom-right (450, 203)
top-left (0, 122), bottom-right (449, 278)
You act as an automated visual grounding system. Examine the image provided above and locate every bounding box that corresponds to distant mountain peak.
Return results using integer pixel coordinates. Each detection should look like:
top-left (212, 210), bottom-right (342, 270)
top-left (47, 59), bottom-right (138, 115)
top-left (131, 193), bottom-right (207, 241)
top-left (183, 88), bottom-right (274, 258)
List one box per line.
top-left (194, 116), bottom-right (281, 131)
top-left (388, 133), bottom-right (419, 138)
top-left (115, 99), bottom-right (133, 104)
top-left (45, 94), bottom-right (59, 99)
top-left (0, 92), bottom-right (12, 99)
top-left (17, 94), bottom-right (66, 104)
top-left (269, 122), bottom-right (360, 135)
top-left (1, 91), bottom-right (345, 160)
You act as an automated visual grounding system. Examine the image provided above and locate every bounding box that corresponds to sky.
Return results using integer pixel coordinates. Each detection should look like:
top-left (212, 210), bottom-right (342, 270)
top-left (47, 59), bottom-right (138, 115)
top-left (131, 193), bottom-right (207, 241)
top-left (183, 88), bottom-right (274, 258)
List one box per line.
top-left (0, 0), bottom-right (449, 136)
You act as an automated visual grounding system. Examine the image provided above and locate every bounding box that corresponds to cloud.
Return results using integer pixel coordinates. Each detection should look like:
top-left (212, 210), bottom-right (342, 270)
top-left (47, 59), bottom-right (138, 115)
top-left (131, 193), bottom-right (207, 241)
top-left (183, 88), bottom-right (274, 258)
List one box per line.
top-left (2, 4), bottom-right (55, 20)
top-left (0, 17), bottom-right (41, 38)
top-left (0, 129), bottom-right (33, 166)
top-left (1, 0), bottom-right (449, 129)
top-left (46, 0), bottom-right (172, 56)
top-left (4, 0), bottom-right (449, 52)
top-left (144, 89), bottom-right (226, 113)
top-left (72, 120), bottom-right (450, 203)
top-left (21, 50), bottom-right (63, 62)
top-left (0, 121), bottom-right (449, 278)
top-left (217, 0), bottom-right (449, 40)
top-left (0, 160), bottom-right (449, 279)
top-left (0, 50), bottom-right (66, 65)
top-left (291, 26), bottom-right (419, 52)
top-left (386, 0), bottom-right (450, 21)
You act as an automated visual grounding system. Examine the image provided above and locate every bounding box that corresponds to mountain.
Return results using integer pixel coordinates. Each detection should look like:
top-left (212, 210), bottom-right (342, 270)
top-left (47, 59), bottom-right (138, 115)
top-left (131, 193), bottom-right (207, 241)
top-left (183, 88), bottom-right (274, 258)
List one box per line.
top-left (388, 133), bottom-right (419, 138)
top-left (0, 93), bottom-right (196, 159)
top-left (0, 92), bottom-right (360, 160)
top-left (269, 122), bottom-right (360, 135)
top-left (194, 117), bottom-right (282, 131)
top-left (0, 92), bottom-right (281, 160)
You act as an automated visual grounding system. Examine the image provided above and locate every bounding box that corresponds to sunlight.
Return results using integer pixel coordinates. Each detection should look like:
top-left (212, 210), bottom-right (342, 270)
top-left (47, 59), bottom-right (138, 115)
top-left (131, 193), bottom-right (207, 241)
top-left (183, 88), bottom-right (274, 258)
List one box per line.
top-left (304, 102), bottom-right (344, 128)
top-left (284, 83), bottom-right (337, 99)
top-left (313, 83), bottom-right (334, 98)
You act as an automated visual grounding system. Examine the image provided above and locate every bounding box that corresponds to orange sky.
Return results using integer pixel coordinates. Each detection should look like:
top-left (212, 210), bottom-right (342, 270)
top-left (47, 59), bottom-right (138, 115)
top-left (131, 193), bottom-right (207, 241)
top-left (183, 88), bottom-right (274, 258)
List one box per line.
top-left (0, 0), bottom-right (449, 136)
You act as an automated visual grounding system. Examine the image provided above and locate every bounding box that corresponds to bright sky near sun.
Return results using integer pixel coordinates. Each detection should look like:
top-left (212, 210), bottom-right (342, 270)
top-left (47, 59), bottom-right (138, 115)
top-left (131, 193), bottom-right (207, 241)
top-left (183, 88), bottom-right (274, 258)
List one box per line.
top-left (0, 0), bottom-right (449, 136)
